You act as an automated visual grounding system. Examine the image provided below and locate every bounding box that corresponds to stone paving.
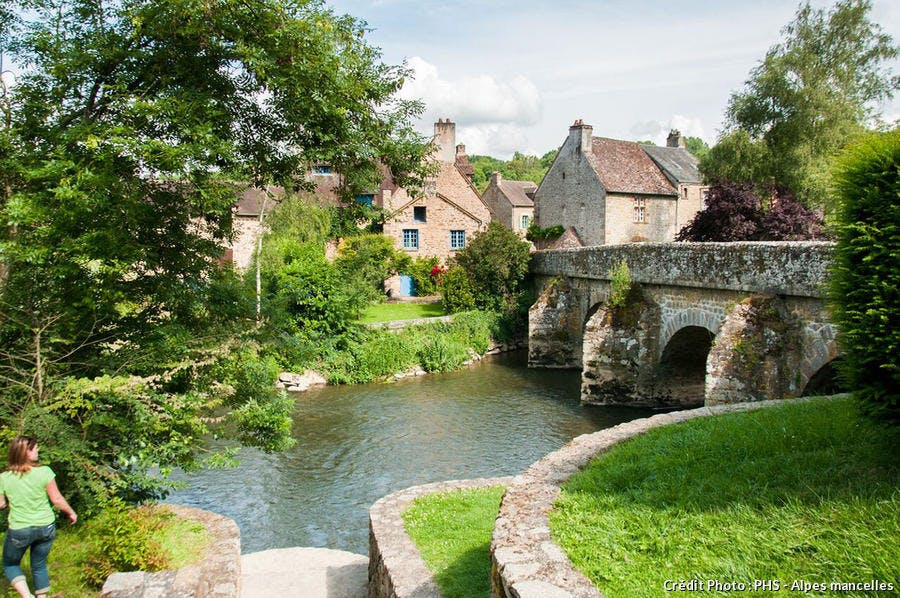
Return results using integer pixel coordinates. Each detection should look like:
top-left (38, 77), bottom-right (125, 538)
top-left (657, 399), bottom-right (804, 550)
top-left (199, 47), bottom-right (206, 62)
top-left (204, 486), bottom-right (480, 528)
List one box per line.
top-left (241, 548), bottom-right (368, 598)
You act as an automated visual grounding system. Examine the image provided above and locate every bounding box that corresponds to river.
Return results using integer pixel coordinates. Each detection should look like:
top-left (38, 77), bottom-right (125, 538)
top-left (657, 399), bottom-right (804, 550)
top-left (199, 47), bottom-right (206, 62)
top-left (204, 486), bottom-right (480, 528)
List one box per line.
top-left (167, 351), bottom-right (657, 554)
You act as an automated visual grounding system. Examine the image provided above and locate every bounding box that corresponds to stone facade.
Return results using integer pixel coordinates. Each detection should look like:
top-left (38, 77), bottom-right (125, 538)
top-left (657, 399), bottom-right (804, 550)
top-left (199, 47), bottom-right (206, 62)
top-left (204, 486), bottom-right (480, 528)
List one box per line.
top-left (381, 120), bottom-right (493, 295)
top-left (533, 121), bottom-right (706, 247)
top-left (528, 243), bottom-right (839, 407)
top-left (481, 172), bottom-right (536, 237)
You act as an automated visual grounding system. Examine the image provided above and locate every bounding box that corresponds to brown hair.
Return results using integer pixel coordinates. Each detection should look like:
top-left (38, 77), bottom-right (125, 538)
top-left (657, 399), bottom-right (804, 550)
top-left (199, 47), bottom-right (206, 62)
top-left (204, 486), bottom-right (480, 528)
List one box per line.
top-left (6, 436), bottom-right (38, 474)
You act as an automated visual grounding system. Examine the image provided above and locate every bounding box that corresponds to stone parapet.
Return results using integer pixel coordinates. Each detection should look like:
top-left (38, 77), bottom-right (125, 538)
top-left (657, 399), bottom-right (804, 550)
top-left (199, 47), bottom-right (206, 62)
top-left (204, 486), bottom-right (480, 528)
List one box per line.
top-left (491, 399), bottom-right (810, 598)
top-left (369, 477), bottom-right (514, 598)
top-left (531, 242), bottom-right (834, 298)
top-left (101, 505), bottom-right (241, 598)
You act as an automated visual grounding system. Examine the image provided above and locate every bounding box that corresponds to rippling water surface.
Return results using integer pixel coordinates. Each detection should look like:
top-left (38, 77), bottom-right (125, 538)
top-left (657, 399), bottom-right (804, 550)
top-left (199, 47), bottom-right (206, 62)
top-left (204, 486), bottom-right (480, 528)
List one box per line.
top-left (168, 351), bottom-right (655, 554)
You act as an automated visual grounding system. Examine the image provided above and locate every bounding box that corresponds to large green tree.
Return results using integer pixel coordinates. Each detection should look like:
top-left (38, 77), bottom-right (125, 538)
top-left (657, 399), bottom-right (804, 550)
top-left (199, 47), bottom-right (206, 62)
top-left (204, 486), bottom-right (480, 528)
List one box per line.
top-left (702, 0), bottom-right (898, 209)
top-left (0, 0), bottom-right (428, 511)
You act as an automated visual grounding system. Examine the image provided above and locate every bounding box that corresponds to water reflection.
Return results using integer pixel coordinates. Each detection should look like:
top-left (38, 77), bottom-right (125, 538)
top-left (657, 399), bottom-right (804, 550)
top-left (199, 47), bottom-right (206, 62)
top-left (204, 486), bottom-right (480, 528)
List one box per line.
top-left (168, 351), bottom-right (655, 554)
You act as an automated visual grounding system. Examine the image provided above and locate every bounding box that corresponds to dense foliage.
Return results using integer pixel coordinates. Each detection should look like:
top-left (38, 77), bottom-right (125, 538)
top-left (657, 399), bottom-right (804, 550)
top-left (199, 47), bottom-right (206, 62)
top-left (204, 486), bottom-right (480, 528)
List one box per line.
top-left (447, 223), bottom-right (532, 314)
top-left (0, 0), bottom-right (427, 512)
top-left (829, 130), bottom-right (900, 423)
top-left (468, 150), bottom-right (557, 192)
top-left (701, 0), bottom-right (897, 209)
top-left (676, 181), bottom-right (826, 242)
top-left (525, 222), bottom-right (565, 241)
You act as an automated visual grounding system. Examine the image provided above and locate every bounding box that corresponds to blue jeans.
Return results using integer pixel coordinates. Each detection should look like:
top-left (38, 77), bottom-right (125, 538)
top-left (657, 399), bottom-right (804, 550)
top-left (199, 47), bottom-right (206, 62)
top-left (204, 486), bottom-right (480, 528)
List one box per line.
top-left (3, 523), bottom-right (56, 594)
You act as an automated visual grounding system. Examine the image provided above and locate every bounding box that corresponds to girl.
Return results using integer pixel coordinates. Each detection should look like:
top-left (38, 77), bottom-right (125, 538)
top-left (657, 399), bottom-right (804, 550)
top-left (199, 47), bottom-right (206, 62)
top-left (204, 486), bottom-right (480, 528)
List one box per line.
top-left (0, 437), bottom-right (77, 598)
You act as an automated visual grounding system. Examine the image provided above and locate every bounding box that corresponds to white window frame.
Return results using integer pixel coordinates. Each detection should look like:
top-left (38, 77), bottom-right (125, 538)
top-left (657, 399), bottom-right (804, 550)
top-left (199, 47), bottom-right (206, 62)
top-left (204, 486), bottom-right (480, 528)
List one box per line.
top-left (633, 198), bottom-right (646, 223)
top-left (450, 230), bottom-right (465, 250)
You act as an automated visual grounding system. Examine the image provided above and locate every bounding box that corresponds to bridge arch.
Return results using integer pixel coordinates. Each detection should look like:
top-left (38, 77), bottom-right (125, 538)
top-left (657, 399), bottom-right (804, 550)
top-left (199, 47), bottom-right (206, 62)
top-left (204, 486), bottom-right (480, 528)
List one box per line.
top-left (799, 323), bottom-right (841, 395)
top-left (657, 307), bottom-right (724, 361)
top-left (656, 326), bottom-right (716, 405)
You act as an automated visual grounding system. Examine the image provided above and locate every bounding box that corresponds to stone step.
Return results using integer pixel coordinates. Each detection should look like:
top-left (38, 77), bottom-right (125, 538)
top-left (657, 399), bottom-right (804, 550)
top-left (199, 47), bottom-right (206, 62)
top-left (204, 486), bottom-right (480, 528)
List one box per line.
top-left (241, 547), bottom-right (367, 598)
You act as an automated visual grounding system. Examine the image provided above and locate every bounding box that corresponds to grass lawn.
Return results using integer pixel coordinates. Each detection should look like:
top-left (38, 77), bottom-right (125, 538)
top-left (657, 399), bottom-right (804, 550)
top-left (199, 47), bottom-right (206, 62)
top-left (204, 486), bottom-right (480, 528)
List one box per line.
top-left (550, 396), bottom-right (900, 597)
top-left (0, 505), bottom-right (208, 597)
top-left (358, 301), bottom-right (445, 324)
top-left (403, 486), bottom-right (506, 598)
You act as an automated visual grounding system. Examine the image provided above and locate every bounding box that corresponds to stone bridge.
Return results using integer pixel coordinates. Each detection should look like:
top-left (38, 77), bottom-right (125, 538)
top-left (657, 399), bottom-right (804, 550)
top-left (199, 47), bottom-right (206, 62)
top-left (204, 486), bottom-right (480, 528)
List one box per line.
top-left (528, 242), bottom-right (839, 407)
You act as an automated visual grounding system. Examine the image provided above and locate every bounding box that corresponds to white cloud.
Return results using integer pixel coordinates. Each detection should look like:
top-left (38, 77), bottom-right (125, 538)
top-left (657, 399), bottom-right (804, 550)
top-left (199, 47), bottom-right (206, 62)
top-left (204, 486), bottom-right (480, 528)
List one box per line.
top-left (400, 56), bottom-right (542, 127)
top-left (628, 115), bottom-right (707, 146)
top-left (456, 124), bottom-right (531, 158)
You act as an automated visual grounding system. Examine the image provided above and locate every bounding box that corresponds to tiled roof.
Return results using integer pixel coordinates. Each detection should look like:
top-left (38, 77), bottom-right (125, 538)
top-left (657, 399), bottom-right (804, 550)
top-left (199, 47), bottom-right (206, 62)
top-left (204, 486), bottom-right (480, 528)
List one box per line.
top-left (641, 145), bottom-right (702, 185)
top-left (499, 180), bottom-right (537, 207)
top-left (455, 154), bottom-right (475, 177)
top-left (234, 186), bottom-right (285, 216)
top-left (587, 137), bottom-right (676, 196)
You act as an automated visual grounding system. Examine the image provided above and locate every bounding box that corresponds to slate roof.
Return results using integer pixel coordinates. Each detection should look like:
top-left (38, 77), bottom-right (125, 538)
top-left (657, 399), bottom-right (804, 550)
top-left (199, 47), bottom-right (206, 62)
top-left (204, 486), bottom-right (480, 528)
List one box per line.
top-left (498, 179), bottom-right (537, 207)
top-left (587, 137), bottom-right (677, 196)
top-left (641, 145), bottom-right (702, 185)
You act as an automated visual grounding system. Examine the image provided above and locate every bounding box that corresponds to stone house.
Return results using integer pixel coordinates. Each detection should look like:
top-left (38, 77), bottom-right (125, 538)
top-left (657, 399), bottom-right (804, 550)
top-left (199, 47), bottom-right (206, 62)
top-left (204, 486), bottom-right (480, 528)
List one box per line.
top-left (481, 172), bottom-right (536, 238)
top-left (378, 119), bottom-right (493, 295)
top-left (533, 120), bottom-right (706, 247)
top-left (228, 171), bottom-right (341, 271)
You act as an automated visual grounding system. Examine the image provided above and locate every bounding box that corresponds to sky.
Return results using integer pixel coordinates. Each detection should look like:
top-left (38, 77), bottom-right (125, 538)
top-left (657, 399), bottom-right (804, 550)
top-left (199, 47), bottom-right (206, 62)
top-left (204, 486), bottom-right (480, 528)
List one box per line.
top-left (327, 0), bottom-right (900, 159)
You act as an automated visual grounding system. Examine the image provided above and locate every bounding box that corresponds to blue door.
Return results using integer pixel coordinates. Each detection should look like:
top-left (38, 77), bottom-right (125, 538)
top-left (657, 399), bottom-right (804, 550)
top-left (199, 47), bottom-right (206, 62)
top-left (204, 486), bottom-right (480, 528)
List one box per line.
top-left (399, 274), bottom-right (415, 297)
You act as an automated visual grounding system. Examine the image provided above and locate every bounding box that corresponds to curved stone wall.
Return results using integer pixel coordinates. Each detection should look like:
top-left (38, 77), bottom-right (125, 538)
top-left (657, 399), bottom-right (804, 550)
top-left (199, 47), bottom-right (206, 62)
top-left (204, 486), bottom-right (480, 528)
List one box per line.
top-left (100, 505), bottom-right (241, 598)
top-left (369, 477), bottom-right (514, 598)
top-left (490, 399), bottom-right (808, 598)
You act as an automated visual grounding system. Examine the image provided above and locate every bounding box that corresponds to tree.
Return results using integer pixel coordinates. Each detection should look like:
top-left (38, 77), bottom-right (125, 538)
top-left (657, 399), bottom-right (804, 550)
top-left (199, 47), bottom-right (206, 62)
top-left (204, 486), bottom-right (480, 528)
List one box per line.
top-left (829, 130), bottom-right (900, 423)
top-left (683, 136), bottom-right (710, 161)
top-left (676, 181), bottom-right (825, 242)
top-left (0, 0), bottom-right (428, 511)
top-left (703, 0), bottom-right (898, 209)
top-left (451, 222), bottom-right (531, 312)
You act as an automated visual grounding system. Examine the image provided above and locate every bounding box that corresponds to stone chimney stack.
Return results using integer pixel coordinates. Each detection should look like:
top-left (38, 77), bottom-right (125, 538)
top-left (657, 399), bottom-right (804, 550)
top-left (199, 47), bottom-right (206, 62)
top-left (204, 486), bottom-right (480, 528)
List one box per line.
top-left (667, 129), bottom-right (686, 148)
top-left (491, 171), bottom-right (502, 187)
top-left (569, 119), bottom-right (592, 154)
top-left (433, 118), bottom-right (456, 162)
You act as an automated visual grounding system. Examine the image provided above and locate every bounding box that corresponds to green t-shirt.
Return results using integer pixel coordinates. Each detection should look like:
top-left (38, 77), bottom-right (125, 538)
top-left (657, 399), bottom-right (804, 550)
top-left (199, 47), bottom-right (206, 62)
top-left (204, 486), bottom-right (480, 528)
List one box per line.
top-left (0, 466), bottom-right (56, 529)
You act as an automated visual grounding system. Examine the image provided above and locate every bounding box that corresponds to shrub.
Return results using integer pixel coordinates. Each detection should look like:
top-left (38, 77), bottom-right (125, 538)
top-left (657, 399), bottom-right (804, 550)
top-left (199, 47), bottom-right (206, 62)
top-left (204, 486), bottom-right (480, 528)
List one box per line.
top-left (608, 260), bottom-right (632, 308)
top-left (525, 222), bottom-right (565, 241)
top-left (418, 335), bottom-right (469, 373)
top-left (830, 130), bottom-right (900, 424)
top-left (82, 502), bottom-right (172, 587)
top-left (452, 222), bottom-right (531, 312)
top-left (408, 256), bottom-right (442, 296)
top-left (439, 266), bottom-right (476, 313)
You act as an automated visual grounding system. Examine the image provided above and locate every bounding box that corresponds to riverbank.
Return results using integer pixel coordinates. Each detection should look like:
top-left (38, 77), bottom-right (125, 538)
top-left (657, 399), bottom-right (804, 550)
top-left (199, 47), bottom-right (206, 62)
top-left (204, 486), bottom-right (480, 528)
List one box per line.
top-left (273, 310), bottom-right (526, 392)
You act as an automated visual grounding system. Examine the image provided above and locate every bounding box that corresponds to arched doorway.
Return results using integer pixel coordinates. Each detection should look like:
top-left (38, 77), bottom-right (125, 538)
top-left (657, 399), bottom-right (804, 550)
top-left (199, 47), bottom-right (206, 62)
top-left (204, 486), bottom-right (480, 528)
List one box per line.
top-left (657, 326), bottom-right (715, 405)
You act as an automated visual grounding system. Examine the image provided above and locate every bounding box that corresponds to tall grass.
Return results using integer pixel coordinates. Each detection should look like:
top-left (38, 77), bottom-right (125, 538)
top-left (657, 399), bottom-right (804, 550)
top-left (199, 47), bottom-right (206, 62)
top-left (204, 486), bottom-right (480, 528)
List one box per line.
top-left (550, 396), bottom-right (900, 597)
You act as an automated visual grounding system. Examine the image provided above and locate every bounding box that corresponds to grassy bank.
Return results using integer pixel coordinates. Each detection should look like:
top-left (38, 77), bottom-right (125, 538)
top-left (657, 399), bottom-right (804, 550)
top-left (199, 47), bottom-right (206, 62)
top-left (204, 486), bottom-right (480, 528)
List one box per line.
top-left (403, 486), bottom-right (506, 598)
top-left (321, 310), bottom-right (513, 384)
top-left (0, 505), bottom-right (208, 598)
top-left (358, 301), bottom-right (445, 323)
top-left (550, 396), bottom-right (899, 597)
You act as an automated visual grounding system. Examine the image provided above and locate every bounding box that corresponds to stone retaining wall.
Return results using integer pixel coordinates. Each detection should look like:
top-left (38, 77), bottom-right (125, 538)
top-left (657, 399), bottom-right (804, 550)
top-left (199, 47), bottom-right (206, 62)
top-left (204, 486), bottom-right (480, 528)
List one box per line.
top-left (100, 505), bottom-right (241, 598)
top-left (368, 477), bottom-right (514, 598)
top-left (490, 399), bottom-right (812, 598)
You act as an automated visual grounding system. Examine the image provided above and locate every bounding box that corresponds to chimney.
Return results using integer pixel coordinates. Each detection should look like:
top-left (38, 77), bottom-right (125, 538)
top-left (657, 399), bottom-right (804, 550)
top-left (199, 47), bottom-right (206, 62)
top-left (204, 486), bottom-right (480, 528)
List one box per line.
top-left (490, 171), bottom-right (502, 187)
top-left (433, 118), bottom-right (456, 162)
top-left (667, 129), bottom-right (685, 148)
top-left (569, 119), bottom-right (592, 154)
